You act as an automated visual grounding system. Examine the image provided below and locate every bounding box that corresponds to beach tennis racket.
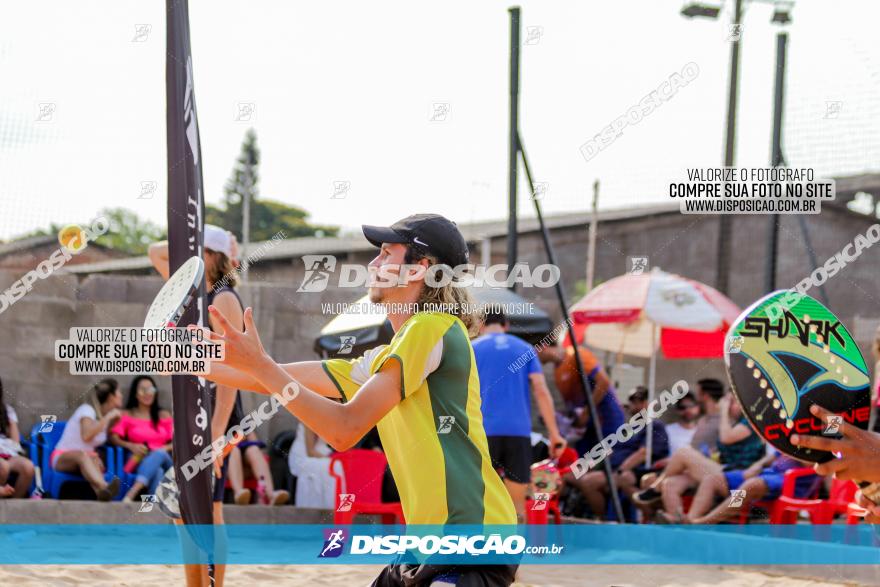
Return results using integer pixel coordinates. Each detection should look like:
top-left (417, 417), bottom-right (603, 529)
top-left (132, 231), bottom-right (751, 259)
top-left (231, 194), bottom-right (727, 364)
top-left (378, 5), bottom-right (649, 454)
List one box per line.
top-left (724, 290), bottom-right (880, 502)
top-left (144, 256), bottom-right (205, 329)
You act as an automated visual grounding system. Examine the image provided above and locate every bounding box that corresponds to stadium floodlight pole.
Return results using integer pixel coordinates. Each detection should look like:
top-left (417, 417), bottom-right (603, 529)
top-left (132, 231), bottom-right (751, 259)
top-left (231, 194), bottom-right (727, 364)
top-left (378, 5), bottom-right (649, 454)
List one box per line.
top-left (507, 6), bottom-right (521, 292)
top-left (716, 0), bottom-right (744, 295)
top-left (681, 0), bottom-right (742, 295)
top-left (517, 132), bottom-right (626, 523)
top-left (765, 30), bottom-right (788, 292)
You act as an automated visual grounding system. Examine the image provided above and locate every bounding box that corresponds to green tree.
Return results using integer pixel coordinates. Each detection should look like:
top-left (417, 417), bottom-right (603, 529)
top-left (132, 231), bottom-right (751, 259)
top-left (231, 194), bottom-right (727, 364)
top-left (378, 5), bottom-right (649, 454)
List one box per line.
top-left (92, 207), bottom-right (166, 255)
top-left (207, 129), bottom-right (338, 241)
top-left (7, 208), bottom-right (164, 255)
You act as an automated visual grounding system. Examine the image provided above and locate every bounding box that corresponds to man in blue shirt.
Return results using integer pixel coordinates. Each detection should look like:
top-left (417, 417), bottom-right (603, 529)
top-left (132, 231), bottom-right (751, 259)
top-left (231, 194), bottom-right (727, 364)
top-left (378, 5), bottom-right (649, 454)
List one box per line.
top-left (473, 310), bottom-right (566, 519)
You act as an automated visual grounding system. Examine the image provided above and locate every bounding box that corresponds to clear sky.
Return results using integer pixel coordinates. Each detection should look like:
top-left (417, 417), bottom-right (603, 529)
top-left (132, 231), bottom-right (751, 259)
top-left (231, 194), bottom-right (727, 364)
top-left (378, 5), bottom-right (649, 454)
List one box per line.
top-left (1, 0), bottom-right (878, 241)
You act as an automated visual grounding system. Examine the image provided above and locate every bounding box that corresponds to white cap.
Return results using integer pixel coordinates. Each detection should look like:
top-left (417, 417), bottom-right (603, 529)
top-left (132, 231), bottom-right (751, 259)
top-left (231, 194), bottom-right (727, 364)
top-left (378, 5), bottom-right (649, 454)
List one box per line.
top-left (204, 224), bottom-right (232, 258)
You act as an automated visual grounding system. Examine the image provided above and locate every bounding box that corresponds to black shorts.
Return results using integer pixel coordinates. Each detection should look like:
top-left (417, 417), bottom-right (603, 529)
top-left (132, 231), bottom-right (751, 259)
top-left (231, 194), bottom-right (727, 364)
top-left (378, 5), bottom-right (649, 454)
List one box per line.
top-left (213, 456), bottom-right (228, 503)
top-left (371, 563), bottom-right (517, 587)
top-left (487, 435), bottom-right (531, 484)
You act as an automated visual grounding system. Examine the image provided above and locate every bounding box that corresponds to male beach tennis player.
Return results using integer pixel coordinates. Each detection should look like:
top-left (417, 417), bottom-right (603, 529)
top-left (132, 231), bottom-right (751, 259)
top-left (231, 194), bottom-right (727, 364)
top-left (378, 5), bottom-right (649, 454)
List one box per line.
top-left (204, 214), bottom-right (518, 586)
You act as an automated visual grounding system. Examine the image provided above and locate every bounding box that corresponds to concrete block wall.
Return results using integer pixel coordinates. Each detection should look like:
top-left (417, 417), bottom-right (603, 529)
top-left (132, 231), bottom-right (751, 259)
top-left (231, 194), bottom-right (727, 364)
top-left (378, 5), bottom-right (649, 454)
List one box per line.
top-left (0, 270), bottom-right (356, 444)
top-left (2, 207), bottom-right (877, 441)
top-left (480, 208), bottom-right (879, 396)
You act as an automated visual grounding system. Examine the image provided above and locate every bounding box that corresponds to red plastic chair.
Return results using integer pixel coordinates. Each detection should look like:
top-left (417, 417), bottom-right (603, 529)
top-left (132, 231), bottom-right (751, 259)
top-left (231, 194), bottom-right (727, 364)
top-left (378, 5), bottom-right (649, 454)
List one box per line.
top-left (525, 497), bottom-right (562, 524)
top-left (329, 449), bottom-right (404, 524)
top-left (846, 501), bottom-right (867, 525)
top-left (771, 471), bottom-right (853, 524)
top-left (735, 498), bottom-right (774, 524)
top-left (730, 468), bottom-right (819, 524)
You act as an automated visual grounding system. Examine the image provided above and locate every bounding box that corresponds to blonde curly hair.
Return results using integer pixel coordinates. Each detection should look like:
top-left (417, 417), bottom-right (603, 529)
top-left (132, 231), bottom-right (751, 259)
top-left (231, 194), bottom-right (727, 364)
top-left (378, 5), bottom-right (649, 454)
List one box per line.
top-left (406, 246), bottom-right (481, 337)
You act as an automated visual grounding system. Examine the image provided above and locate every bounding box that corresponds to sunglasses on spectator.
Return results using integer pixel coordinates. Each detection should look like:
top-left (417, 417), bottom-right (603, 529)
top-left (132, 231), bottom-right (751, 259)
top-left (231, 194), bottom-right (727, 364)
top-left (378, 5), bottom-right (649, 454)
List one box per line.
top-left (138, 387), bottom-right (158, 395)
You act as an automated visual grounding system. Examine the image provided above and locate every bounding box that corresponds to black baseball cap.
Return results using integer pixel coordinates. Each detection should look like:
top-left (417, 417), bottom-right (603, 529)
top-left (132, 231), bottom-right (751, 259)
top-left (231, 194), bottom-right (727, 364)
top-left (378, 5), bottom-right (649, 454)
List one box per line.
top-left (362, 213), bottom-right (470, 267)
top-left (628, 386), bottom-right (649, 403)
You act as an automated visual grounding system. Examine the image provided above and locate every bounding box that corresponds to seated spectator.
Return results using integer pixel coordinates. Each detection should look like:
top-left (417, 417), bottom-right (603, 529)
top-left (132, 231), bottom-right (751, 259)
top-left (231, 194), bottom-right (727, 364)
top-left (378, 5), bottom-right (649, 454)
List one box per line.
top-left (634, 394), bottom-right (765, 522)
top-left (689, 378), bottom-right (726, 457)
top-left (109, 375), bottom-right (173, 502)
top-left (288, 422), bottom-right (335, 509)
top-left (53, 379), bottom-right (122, 501)
top-left (548, 344), bottom-right (627, 471)
top-left (663, 391), bottom-right (700, 456)
top-left (563, 386), bottom-right (670, 519)
top-left (684, 451), bottom-right (818, 524)
top-left (0, 376), bottom-right (34, 498)
top-left (633, 378), bottom-right (726, 505)
top-left (227, 431), bottom-right (290, 505)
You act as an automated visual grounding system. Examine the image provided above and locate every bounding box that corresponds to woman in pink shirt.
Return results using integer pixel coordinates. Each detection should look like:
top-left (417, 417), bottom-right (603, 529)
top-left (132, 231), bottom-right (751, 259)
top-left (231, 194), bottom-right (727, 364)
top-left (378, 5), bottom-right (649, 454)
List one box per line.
top-left (110, 375), bottom-right (173, 501)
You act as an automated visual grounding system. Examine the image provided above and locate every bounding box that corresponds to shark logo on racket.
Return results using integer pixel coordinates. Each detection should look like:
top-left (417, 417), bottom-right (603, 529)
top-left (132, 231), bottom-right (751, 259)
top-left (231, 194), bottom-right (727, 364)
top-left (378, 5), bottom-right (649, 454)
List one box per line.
top-left (724, 291), bottom-right (871, 464)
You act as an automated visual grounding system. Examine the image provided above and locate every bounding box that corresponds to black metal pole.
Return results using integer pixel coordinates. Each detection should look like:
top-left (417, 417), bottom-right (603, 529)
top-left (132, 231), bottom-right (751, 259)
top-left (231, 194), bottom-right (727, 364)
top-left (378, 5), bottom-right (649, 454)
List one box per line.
top-left (796, 215), bottom-right (830, 305)
top-left (507, 7), bottom-right (520, 291)
top-left (716, 0), bottom-right (744, 294)
top-left (518, 133), bottom-right (626, 523)
top-left (765, 32), bottom-right (787, 292)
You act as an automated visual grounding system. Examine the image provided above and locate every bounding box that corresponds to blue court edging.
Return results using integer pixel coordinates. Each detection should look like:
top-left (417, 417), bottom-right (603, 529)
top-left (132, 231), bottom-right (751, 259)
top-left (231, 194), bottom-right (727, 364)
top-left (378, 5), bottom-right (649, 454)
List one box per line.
top-left (1, 524), bottom-right (879, 565)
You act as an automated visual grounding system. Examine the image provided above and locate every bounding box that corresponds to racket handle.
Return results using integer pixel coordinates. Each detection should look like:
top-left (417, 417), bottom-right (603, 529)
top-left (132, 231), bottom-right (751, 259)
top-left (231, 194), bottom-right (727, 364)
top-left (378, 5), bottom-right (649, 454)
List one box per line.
top-left (859, 481), bottom-right (880, 505)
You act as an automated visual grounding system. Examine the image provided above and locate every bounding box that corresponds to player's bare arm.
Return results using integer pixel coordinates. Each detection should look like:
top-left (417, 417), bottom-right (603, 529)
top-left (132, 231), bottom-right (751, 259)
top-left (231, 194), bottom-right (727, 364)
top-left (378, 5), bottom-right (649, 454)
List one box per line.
top-left (575, 368), bottom-right (610, 427)
top-left (717, 395), bottom-right (751, 444)
top-left (529, 372), bottom-right (566, 457)
top-left (147, 240), bottom-right (171, 280)
top-left (207, 304), bottom-right (398, 450)
top-left (204, 361), bottom-right (342, 400)
top-left (208, 291), bottom-right (243, 448)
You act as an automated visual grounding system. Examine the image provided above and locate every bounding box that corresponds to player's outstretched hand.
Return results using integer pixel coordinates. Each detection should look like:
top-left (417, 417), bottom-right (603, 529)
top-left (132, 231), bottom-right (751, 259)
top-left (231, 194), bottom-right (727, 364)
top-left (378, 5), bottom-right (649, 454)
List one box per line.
top-left (791, 404), bottom-right (880, 483)
top-left (206, 305), bottom-right (268, 376)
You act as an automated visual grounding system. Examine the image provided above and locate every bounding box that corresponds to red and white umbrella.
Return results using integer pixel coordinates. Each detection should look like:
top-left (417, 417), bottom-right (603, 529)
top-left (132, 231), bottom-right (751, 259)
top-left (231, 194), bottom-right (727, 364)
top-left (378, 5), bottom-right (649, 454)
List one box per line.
top-left (569, 267), bottom-right (741, 466)
top-left (570, 267), bottom-right (741, 359)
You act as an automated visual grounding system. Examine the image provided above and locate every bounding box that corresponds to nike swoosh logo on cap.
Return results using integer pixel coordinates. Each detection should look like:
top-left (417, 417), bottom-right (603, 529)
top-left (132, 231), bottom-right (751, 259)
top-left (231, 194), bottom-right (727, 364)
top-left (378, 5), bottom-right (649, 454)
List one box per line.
top-left (412, 237), bottom-right (429, 247)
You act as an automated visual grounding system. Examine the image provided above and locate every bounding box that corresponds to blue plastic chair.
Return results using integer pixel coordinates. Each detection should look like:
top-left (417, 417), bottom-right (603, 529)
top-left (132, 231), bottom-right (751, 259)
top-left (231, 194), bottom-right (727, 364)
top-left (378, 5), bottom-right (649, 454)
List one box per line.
top-left (29, 422), bottom-right (117, 499)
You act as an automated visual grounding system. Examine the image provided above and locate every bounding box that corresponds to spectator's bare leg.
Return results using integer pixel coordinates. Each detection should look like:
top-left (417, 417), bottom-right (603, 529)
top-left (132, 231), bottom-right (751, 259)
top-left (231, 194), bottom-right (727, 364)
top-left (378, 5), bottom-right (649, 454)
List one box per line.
top-left (691, 478), bottom-right (768, 524)
top-left (54, 450), bottom-right (109, 493)
top-left (660, 474), bottom-right (692, 516)
top-left (0, 459), bottom-right (9, 487)
top-left (671, 446), bottom-right (722, 481)
top-left (244, 444), bottom-right (289, 505)
top-left (685, 472), bottom-right (727, 520)
top-left (568, 471), bottom-right (608, 518)
top-left (124, 481), bottom-right (146, 502)
top-left (227, 447), bottom-right (250, 504)
top-left (616, 470), bottom-right (638, 500)
top-left (10, 456), bottom-right (34, 497)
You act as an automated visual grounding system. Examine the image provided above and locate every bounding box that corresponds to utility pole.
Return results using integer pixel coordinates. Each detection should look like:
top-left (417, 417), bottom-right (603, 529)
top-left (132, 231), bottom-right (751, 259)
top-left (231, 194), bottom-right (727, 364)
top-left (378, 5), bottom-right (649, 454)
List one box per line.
top-left (240, 159), bottom-right (252, 282)
top-left (765, 31), bottom-right (787, 292)
top-left (586, 180), bottom-right (599, 292)
top-left (715, 0), bottom-right (744, 295)
top-left (506, 7), bottom-right (521, 291)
